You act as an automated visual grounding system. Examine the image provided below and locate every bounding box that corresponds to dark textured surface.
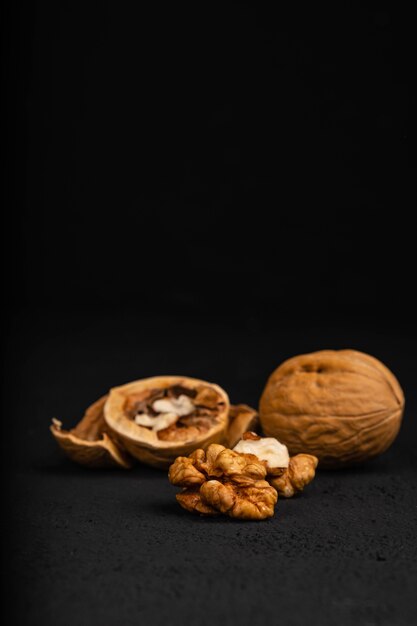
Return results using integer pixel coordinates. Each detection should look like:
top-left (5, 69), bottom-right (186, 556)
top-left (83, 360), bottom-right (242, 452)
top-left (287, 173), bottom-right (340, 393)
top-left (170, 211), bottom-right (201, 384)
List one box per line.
top-left (3, 311), bottom-right (417, 625)
top-left (3, 4), bottom-right (414, 624)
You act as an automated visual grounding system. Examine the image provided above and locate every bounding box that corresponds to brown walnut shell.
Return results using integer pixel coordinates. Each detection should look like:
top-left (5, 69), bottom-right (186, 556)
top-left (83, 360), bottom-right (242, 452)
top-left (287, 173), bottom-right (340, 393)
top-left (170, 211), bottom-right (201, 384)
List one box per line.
top-left (50, 395), bottom-right (133, 469)
top-left (104, 376), bottom-right (230, 469)
top-left (259, 350), bottom-right (405, 468)
top-left (225, 404), bottom-right (259, 448)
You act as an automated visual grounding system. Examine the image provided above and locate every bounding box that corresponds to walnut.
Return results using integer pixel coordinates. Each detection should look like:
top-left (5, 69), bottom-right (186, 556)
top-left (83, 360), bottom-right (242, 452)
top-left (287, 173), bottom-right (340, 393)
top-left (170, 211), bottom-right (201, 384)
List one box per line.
top-left (189, 444), bottom-right (225, 478)
top-left (232, 432), bottom-right (318, 496)
top-left (168, 456), bottom-right (206, 487)
top-left (176, 489), bottom-right (218, 515)
top-left (233, 431), bottom-right (289, 475)
top-left (50, 396), bottom-right (133, 469)
top-left (104, 376), bottom-right (230, 469)
top-left (200, 480), bottom-right (277, 520)
top-left (168, 444), bottom-right (278, 520)
top-left (269, 454), bottom-right (318, 498)
top-left (259, 350), bottom-right (405, 467)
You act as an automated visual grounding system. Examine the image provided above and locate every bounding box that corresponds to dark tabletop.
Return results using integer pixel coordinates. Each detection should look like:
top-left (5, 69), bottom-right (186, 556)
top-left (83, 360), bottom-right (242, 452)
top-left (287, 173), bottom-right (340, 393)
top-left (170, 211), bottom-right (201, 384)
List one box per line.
top-left (3, 310), bottom-right (417, 626)
top-left (3, 4), bottom-right (415, 624)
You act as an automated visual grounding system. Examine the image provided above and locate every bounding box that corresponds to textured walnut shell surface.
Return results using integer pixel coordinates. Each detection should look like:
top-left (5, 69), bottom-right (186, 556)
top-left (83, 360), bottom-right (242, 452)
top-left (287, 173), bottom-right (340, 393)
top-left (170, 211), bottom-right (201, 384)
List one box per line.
top-left (50, 396), bottom-right (133, 469)
top-left (104, 376), bottom-right (230, 469)
top-left (259, 350), bottom-right (405, 468)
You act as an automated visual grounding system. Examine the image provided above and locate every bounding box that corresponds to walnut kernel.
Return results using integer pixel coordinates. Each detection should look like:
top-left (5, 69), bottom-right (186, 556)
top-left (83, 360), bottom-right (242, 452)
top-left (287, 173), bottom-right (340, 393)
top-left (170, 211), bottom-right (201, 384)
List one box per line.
top-left (168, 444), bottom-right (278, 520)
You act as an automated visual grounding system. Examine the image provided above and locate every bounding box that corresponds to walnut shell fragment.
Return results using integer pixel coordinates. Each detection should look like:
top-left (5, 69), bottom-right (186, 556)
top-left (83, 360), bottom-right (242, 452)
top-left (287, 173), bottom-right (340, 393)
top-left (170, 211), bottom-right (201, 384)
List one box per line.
top-left (259, 350), bottom-right (405, 468)
top-left (225, 404), bottom-right (259, 448)
top-left (104, 376), bottom-right (230, 469)
top-left (50, 396), bottom-right (133, 469)
top-left (169, 444), bottom-right (278, 520)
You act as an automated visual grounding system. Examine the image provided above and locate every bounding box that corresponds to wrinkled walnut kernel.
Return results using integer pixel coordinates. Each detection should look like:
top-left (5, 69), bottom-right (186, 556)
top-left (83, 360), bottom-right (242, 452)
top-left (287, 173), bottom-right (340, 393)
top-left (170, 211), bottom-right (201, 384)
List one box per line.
top-left (269, 454), bottom-right (318, 497)
top-left (200, 479), bottom-right (277, 520)
top-left (176, 489), bottom-right (218, 516)
top-left (168, 456), bottom-right (206, 487)
top-left (168, 444), bottom-right (278, 520)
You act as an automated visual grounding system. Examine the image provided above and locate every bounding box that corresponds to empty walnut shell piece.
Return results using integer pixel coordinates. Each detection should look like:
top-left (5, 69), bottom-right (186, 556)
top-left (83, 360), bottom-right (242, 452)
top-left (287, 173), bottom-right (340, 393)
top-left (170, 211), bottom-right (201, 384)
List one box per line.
top-left (50, 396), bottom-right (133, 469)
top-left (104, 376), bottom-right (230, 469)
top-left (259, 350), bottom-right (405, 468)
top-left (225, 404), bottom-right (259, 448)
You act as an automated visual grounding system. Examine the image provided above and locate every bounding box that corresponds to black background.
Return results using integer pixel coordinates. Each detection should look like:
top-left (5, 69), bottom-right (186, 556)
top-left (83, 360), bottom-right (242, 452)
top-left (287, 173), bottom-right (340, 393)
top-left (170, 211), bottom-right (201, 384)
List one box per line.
top-left (2, 4), bottom-right (416, 625)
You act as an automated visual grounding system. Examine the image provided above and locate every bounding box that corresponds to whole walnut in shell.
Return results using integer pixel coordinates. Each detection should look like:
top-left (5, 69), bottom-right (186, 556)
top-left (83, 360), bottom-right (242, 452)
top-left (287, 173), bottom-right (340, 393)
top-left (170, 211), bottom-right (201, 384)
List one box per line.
top-left (259, 350), bottom-right (404, 468)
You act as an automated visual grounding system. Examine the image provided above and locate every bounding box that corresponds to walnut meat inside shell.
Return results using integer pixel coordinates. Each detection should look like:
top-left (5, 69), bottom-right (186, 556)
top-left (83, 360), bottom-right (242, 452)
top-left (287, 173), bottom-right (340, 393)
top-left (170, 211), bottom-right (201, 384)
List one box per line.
top-left (104, 376), bottom-right (230, 469)
top-left (259, 349), bottom-right (405, 467)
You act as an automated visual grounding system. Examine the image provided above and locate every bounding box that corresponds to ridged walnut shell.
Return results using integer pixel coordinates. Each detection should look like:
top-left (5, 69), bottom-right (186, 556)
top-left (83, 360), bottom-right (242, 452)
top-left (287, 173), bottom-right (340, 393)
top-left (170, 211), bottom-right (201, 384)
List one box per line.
top-left (104, 376), bottom-right (230, 469)
top-left (50, 395), bottom-right (133, 469)
top-left (259, 350), bottom-right (405, 467)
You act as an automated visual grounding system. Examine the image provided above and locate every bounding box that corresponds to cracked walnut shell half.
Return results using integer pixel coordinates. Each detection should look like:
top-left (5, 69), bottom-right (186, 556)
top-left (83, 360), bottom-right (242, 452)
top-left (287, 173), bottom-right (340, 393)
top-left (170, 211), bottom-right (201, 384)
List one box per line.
top-left (104, 376), bottom-right (230, 469)
top-left (260, 349), bottom-right (405, 467)
top-left (225, 404), bottom-right (259, 448)
top-left (50, 395), bottom-right (133, 469)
